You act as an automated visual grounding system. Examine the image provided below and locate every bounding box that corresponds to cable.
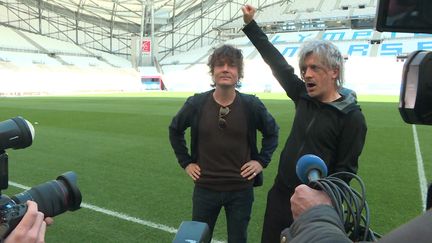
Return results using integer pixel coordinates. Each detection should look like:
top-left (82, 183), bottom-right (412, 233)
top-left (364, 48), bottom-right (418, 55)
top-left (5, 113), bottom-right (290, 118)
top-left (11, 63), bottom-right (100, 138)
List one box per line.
top-left (309, 171), bottom-right (381, 242)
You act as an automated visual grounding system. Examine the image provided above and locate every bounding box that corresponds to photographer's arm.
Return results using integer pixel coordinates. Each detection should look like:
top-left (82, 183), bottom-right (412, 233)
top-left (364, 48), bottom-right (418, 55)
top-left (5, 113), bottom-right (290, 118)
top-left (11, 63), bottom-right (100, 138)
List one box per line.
top-left (290, 184), bottom-right (332, 220)
top-left (4, 201), bottom-right (53, 243)
top-left (282, 185), bottom-right (351, 243)
top-left (282, 205), bottom-right (351, 243)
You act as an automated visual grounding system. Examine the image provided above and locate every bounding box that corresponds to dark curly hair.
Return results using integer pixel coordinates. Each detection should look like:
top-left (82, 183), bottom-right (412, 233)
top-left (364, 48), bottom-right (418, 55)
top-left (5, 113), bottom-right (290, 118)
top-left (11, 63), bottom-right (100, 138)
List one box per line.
top-left (207, 44), bottom-right (244, 88)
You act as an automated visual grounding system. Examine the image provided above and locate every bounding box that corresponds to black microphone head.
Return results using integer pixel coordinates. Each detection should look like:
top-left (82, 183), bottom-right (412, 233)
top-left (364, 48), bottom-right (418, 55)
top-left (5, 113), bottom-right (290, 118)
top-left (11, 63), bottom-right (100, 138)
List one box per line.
top-left (296, 154), bottom-right (328, 184)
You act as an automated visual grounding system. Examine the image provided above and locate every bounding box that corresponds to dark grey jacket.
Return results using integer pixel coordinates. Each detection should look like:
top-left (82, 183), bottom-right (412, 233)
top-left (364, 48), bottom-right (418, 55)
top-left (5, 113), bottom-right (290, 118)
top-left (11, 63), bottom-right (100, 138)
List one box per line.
top-left (282, 205), bottom-right (432, 243)
top-left (280, 205), bottom-right (350, 243)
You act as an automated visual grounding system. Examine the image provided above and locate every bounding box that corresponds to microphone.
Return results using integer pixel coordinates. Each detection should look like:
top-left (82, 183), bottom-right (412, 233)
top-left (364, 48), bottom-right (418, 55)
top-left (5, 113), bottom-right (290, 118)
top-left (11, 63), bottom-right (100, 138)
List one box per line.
top-left (295, 154), bottom-right (378, 241)
top-left (296, 154), bottom-right (328, 184)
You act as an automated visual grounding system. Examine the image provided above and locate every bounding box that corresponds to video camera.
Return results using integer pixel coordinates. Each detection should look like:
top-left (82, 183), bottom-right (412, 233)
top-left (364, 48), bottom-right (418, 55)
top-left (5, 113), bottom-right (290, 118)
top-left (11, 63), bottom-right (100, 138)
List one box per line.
top-left (0, 116), bottom-right (82, 238)
top-left (375, 0), bottom-right (432, 124)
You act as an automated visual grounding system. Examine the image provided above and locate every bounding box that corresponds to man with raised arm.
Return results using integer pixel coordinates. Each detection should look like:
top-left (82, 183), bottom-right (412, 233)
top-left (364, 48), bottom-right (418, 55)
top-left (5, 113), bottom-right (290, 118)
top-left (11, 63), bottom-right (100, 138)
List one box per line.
top-left (241, 5), bottom-right (367, 242)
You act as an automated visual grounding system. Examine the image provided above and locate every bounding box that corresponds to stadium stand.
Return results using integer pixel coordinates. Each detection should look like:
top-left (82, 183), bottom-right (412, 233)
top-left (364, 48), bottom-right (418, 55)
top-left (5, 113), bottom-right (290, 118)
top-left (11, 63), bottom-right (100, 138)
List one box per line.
top-left (0, 24), bottom-right (140, 96)
top-left (289, 0), bottom-right (321, 13)
top-left (0, 25), bottom-right (133, 68)
top-left (158, 24), bottom-right (432, 93)
top-left (0, 51), bottom-right (62, 66)
top-left (352, 6), bottom-right (377, 18)
top-left (0, 26), bottom-right (39, 50)
top-left (0, 63), bottom-right (141, 96)
top-left (1, 0), bottom-right (431, 94)
top-left (339, 0), bottom-right (370, 9)
top-left (255, 3), bottom-right (295, 23)
top-left (161, 46), bottom-right (212, 66)
top-left (320, 0), bottom-right (339, 12)
top-left (92, 50), bottom-right (133, 68)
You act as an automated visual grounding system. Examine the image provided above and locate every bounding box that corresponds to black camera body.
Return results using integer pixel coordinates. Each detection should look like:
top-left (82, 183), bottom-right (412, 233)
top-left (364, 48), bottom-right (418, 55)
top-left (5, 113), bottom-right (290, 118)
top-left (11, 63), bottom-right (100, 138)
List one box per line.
top-left (0, 116), bottom-right (82, 239)
top-left (0, 197), bottom-right (27, 235)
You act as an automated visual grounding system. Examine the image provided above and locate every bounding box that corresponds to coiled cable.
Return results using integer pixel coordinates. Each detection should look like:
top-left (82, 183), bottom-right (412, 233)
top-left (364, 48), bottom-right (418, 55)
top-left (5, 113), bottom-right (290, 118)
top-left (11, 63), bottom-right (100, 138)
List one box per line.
top-left (309, 172), bottom-right (381, 242)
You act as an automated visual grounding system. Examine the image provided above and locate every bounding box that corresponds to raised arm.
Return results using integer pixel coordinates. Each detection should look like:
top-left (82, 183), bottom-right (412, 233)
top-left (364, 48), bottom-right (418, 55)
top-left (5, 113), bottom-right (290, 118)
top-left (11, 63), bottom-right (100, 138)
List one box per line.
top-left (241, 4), bottom-right (304, 100)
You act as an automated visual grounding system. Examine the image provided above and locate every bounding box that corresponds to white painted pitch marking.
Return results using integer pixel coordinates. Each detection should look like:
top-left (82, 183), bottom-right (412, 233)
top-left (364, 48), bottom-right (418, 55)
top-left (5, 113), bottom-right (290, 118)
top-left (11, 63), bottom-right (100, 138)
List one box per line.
top-left (8, 181), bottom-right (226, 243)
top-left (412, 124), bottom-right (428, 210)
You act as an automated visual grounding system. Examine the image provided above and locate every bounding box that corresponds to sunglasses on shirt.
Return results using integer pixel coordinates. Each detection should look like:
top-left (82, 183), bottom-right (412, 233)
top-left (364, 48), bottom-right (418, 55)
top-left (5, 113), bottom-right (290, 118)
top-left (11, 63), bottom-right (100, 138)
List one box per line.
top-left (218, 106), bottom-right (230, 129)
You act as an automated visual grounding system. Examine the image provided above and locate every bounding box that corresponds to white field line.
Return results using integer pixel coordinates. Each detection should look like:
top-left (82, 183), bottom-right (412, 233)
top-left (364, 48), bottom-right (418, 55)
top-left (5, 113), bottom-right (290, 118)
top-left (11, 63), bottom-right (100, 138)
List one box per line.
top-left (8, 181), bottom-right (226, 243)
top-left (412, 124), bottom-right (428, 210)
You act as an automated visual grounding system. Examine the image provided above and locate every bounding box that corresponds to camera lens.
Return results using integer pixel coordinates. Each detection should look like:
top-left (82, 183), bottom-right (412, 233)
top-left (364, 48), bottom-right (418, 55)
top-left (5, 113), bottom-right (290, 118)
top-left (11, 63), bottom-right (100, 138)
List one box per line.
top-left (0, 116), bottom-right (34, 151)
top-left (11, 171), bottom-right (82, 217)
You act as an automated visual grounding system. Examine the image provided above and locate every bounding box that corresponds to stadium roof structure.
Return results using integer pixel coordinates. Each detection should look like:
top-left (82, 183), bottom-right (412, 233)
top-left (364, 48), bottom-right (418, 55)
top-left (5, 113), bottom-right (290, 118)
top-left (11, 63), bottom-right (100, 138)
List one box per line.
top-left (0, 0), bottom-right (375, 63)
top-left (16, 0), bottom-right (205, 34)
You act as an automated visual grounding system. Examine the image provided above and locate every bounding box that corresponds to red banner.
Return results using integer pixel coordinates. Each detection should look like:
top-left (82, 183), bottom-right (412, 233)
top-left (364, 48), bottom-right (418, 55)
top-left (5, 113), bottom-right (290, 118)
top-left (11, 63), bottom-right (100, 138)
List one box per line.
top-left (142, 40), bottom-right (151, 54)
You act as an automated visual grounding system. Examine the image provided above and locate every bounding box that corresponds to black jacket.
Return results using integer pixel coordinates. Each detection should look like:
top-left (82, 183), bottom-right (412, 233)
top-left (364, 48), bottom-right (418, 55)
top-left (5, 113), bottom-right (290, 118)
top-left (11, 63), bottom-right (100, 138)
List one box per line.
top-left (243, 20), bottom-right (367, 190)
top-left (169, 89), bottom-right (279, 185)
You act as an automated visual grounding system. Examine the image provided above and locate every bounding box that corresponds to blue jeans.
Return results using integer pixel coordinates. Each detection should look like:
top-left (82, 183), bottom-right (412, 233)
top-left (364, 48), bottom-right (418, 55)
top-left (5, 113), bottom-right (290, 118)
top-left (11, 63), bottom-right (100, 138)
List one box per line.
top-left (192, 186), bottom-right (254, 243)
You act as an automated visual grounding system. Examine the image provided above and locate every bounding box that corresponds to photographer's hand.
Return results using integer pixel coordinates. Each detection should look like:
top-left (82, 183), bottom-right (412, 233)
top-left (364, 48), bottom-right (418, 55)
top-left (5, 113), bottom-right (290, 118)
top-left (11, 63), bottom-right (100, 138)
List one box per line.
top-left (4, 201), bottom-right (53, 243)
top-left (185, 163), bottom-right (201, 181)
top-left (290, 184), bottom-right (332, 220)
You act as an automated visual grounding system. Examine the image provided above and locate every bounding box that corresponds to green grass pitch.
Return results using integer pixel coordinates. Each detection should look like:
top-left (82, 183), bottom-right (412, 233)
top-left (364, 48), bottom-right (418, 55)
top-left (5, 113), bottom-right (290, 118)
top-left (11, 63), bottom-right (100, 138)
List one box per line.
top-left (0, 92), bottom-right (430, 242)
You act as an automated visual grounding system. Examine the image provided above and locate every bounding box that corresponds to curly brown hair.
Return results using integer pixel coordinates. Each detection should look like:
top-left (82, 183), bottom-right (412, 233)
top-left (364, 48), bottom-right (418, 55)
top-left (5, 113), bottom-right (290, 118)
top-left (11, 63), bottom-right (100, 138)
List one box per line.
top-left (207, 44), bottom-right (244, 88)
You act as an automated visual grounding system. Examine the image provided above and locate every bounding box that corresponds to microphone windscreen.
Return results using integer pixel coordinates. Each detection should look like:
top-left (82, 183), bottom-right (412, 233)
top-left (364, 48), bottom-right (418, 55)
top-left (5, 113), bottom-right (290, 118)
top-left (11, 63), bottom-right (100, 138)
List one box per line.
top-left (296, 154), bottom-right (328, 183)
